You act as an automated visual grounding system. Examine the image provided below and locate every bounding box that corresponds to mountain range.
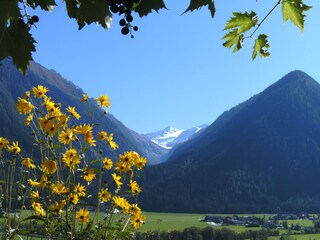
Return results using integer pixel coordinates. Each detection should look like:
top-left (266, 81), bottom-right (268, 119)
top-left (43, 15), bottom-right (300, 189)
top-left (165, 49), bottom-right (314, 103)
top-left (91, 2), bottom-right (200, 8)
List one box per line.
top-left (0, 59), bottom-right (168, 165)
top-left (144, 125), bottom-right (208, 149)
top-left (139, 70), bottom-right (320, 213)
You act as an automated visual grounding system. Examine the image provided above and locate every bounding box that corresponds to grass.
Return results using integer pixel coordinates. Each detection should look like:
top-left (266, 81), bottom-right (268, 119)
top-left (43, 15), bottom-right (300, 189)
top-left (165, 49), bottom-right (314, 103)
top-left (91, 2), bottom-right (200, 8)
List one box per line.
top-left (268, 234), bottom-right (320, 240)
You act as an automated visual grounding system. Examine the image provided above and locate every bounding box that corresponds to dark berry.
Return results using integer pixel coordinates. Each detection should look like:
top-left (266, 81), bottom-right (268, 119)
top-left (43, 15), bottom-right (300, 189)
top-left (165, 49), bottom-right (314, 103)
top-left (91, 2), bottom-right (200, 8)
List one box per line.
top-left (110, 4), bottom-right (119, 13)
top-left (18, 18), bottom-right (25, 25)
top-left (31, 15), bottom-right (39, 23)
top-left (119, 6), bottom-right (125, 14)
top-left (121, 26), bottom-right (129, 35)
top-left (133, 26), bottom-right (138, 31)
top-left (126, 9), bottom-right (132, 15)
top-left (119, 19), bottom-right (126, 26)
top-left (126, 15), bottom-right (133, 22)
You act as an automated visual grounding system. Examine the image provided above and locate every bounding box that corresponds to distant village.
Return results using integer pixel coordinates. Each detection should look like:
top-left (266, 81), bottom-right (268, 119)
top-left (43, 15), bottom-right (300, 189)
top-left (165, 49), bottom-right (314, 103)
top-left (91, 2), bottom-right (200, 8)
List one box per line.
top-left (200, 213), bottom-right (319, 231)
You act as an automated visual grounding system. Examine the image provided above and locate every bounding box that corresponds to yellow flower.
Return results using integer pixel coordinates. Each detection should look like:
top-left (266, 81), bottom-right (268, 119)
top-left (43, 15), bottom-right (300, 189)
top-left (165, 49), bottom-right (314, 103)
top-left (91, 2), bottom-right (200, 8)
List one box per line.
top-left (112, 173), bottom-right (122, 189)
top-left (98, 188), bottom-right (111, 203)
top-left (30, 190), bottom-right (39, 203)
top-left (73, 124), bottom-right (92, 134)
top-left (28, 179), bottom-right (41, 188)
top-left (24, 113), bottom-right (33, 126)
top-left (66, 106), bottom-right (80, 120)
top-left (83, 168), bottom-right (96, 182)
top-left (112, 196), bottom-right (129, 210)
top-left (32, 202), bottom-right (46, 216)
top-left (58, 129), bottom-right (74, 145)
top-left (129, 180), bottom-right (142, 195)
top-left (57, 114), bottom-right (69, 128)
top-left (135, 156), bottom-right (148, 170)
top-left (16, 98), bottom-right (34, 114)
top-left (50, 200), bottom-right (66, 215)
top-left (41, 160), bottom-right (57, 174)
top-left (22, 158), bottom-right (36, 169)
top-left (130, 212), bottom-right (146, 229)
top-left (23, 91), bottom-right (30, 100)
top-left (97, 131), bottom-right (107, 140)
top-left (107, 133), bottom-right (118, 150)
top-left (95, 95), bottom-right (111, 109)
top-left (68, 193), bottom-right (79, 205)
top-left (103, 157), bottom-right (113, 170)
top-left (81, 93), bottom-right (88, 102)
top-left (44, 119), bottom-right (58, 136)
top-left (0, 137), bottom-right (9, 149)
top-left (73, 183), bottom-right (86, 197)
top-left (7, 141), bottom-right (21, 153)
top-left (32, 85), bottom-right (48, 98)
top-left (62, 148), bottom-right (80, 169)
top-left (51, 182), bottom-right (70, 195)
top-left (76, 208), bottom-right (90, 223)
top-left (127, 203), bottom-right (141, 216)
top-left (84, 131), bottom-right (96, 147)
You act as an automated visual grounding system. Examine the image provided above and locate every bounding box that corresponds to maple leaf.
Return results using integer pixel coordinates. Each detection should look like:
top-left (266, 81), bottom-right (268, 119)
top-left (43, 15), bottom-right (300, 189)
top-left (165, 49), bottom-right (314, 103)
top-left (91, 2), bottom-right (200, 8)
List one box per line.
top-left (282, 0), bottom-right (311, 31)
top-left (224, 11), bottom-right (258, 33)
top-left (222, 29), bottom-right (244, 53)
top-left (135, 0), bottom-right (167, 17)
top-left (252, 34), bottom-right (270, 60)
top-left (183, 0), bottom-right (215, 18)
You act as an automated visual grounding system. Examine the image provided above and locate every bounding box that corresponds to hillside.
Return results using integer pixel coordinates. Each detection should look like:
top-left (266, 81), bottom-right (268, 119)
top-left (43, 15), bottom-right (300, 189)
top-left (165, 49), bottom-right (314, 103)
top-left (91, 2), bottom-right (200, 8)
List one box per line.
top-left (0, 59), bottom-right (168, 164)
top-left (140, 70), bottom-right (320, 213)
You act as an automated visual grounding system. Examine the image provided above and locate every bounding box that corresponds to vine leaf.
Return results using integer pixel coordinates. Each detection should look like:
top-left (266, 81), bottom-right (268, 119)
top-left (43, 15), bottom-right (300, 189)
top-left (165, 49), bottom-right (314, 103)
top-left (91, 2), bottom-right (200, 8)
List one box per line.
top-left (222, 29), bottom-right (244, 53)
top-left (183, 0), bottom-right (215, 18)
top-left (224, 11), bottom-right (258, 33)
top-left (26, 0), bottom-right (57, 11)
top-left (135, 0), bottom-right (167, 17)
top-left (64, 0), bottom-right (78, 19)
top-left (0, 21), bottom-right (36, 74)
top-left (282, 0), bottom-right (311, 31)
top-left (252, 34), bottom-right (270, 60)
top-left (0, 0), bottom-right (20, 20)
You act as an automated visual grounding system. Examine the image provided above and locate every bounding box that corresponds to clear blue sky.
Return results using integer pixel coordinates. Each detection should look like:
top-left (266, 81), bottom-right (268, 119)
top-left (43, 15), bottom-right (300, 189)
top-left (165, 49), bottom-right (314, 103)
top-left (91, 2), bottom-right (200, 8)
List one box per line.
top-left (30, 0), bottom-right (320, 134)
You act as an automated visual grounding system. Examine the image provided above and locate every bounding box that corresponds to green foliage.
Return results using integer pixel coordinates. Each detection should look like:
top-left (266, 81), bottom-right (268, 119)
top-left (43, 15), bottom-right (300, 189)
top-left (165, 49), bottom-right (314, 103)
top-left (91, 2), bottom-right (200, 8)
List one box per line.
top-left (282, 0), bottom-right (312, 31)
top-left (252, 34), bottom-right (270, 60)
top-left (135, 0), bottom-right (167, 17)
top-left (222, 29), bottom-right (244, 52)
top-left (183, 0), bottom-right (215, 18)
top-left (224, 11), bottom-right (258, 34)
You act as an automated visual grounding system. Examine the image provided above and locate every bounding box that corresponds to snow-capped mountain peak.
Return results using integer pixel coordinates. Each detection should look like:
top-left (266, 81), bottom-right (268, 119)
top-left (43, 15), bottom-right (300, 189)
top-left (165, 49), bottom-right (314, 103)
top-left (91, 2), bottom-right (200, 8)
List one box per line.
top-left (144, 124), bottom-right (208, 149)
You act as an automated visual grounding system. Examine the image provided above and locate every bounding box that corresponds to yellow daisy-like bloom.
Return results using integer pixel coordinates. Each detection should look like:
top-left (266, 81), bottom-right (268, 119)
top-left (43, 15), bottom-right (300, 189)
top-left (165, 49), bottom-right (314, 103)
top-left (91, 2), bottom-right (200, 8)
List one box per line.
top-left (51, 182), bottom-right (70, 195)
top-left (73, 183), bottom-right (86, 197)
top-left (39, 174), bottom-right (49, 188)
top-left (32, 85), bottom-right (48, 98)
top-left (98, 188), bottom-right (111, 203)
top-left (66, 106), bottom-right (80, 120)
top-left (23, 91), bottom-right (30, 100)
top-left (22, 157), bottom-right (36, 169)
top-left (68, 193), bottom-right (79, 205)
top-left (97, 131), bottom-right (107, 140)
top-left (130, 212), bottom-right (146, 229)
top-left (76, 208), bottom-right (90, 224)
top-left (84, 131), bottom-right (96, 147)
top-left (44, 119), bottom-right (58, 136)
top-left (32, 202), bottom-right (46, 216)
top-left (24, 113), bottom-right (33, 126)
top-left (129, 180), bottom-right (142, 195)
top-left (58, 129), bottom-right (74, 145)
top-left (112, 196), bottom-right (130, 210)
top-left (57, 114), bottom-right (69, 128)
top-left (30, 190), bottom-right (40, 204)
top-left (107, 133), bottom-right (118, 150)
top-left (103, 157), bottom-right (113, 170)
top-left (50, 200), bottom-right (66, 215)
top-left (28, 179), bottom-right (41, 188)
top-left (95, 95), bottom-right (111, 109)
top-left (111, 173), bottom-right (122, 189)
top-left (7, 141), bottom-right (21, 153)
top-left (16, 98), bottom-right (34, 114)
top-left (0, 137), bottom-right (9, 149)
top-left (135, 156), bottom-right (148, 170)
top-left (127, 203), bottom-right (141, 216)
top-left (41, 160), bottom-right (57, 174)
top-left (83, 168), bottom-right (96, 182)
top-left (62, 148), bottom-right (80, 169)
top-left (81, 93), bottom-right (88, 102)
top-left (73, 124), bottom-right (92, 134)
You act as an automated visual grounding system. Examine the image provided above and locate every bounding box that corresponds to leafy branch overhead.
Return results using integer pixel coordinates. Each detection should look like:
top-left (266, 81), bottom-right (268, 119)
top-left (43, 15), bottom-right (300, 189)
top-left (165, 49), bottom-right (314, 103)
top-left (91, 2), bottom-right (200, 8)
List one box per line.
top-left (0, 0), bottom-right (314, 74)
top-left (222, 0), bottom-right (311, 60)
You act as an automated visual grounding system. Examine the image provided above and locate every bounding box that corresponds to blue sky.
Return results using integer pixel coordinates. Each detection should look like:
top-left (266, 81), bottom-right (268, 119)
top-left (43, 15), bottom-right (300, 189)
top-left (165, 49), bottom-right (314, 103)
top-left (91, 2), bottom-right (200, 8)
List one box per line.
top-left (30, 0), bottom-right (320, 134)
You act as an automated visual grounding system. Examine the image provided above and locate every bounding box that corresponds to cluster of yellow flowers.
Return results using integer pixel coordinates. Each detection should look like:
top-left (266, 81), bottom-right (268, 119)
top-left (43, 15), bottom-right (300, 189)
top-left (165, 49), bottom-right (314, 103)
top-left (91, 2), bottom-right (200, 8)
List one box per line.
top-left (1, 85), bottom-right (147, 238)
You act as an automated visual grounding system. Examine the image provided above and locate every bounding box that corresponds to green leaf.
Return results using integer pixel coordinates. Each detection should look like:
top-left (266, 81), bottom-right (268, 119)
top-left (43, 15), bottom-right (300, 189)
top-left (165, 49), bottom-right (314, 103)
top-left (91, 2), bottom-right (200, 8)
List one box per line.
top-left (224, 11), bottom-right (258, 33)
top-left (64, 0), bottom-right (78, 18)
top-left (0, 0), bottom-right (20, 21)
top-left (282, 0), bottom-right (311, 31)
top-left (135, 0), bottom-right (167, 17)
top-left (0, 21), bottom-right (36, 74)
top-left (222, 29), bottom-right (243, 53)
top-left (252, 34), bottom-right (270, 60)
top-left (77, 0), bottom-right (112, 29)
top-left (27, 0), bottom-right (57, 11)
top-left (183, 0), bottom-right (215, 18)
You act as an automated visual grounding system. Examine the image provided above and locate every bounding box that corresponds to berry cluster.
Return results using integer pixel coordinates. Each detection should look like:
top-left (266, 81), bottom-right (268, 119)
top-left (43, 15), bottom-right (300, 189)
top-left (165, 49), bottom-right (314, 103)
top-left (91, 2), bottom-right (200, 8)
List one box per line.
top-left (109, 0), bottom-right (139, 38)
top-left (18, 15), bottom-right (39, 28)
